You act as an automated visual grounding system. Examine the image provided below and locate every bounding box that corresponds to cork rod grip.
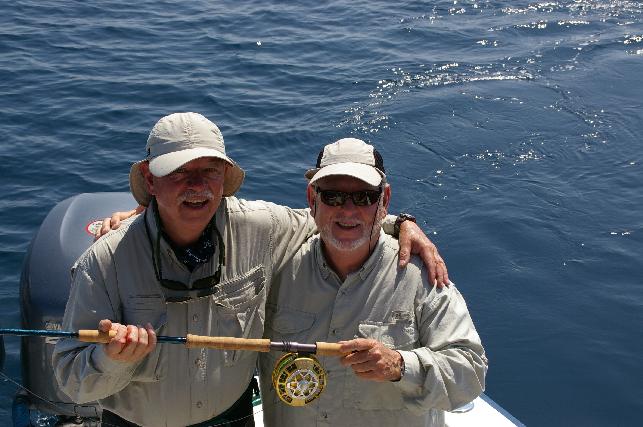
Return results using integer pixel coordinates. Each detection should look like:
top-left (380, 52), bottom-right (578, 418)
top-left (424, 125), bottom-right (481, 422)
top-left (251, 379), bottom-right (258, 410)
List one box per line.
top-left (78, 330), bottom-right (118, 343)
top-left (186, 335), bottom-right (271, 352)
top-left (315, 342), bottom-right (344, 356)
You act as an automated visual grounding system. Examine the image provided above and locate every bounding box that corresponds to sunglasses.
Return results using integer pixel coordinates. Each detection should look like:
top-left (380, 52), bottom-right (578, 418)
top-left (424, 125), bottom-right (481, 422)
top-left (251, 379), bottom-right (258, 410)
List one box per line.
top-left (145, 208), bottom-right (225, 303)
top-left (315, 187), bottom-right (382, 207)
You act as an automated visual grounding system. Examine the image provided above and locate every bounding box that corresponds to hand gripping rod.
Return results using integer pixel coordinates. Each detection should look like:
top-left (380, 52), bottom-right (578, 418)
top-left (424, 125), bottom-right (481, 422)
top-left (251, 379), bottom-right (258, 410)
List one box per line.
top-left (0, 329), bottom-right (345, 357)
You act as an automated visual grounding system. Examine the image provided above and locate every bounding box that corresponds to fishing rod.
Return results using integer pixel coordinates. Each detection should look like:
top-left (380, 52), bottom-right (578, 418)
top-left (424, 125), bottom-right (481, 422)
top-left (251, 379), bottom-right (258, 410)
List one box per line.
top-left (1, 328), bottom-right (345, 406)
top-left (0, 328), bottom-right (343, 355)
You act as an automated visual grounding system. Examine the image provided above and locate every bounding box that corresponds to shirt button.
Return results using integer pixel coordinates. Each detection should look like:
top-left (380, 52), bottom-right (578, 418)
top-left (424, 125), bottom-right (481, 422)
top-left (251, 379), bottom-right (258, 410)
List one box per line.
top-left (322, 412), bottom-right (328, 419)
top-left (196, 401), bottom-right (203, 408)
top-left (192, 314), bottom-right (199, 322)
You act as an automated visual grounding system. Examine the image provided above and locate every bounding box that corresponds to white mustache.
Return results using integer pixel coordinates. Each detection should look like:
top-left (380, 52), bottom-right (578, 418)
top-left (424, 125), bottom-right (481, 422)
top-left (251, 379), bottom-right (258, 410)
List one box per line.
top-left (178, 189), bottom-right (214, 203)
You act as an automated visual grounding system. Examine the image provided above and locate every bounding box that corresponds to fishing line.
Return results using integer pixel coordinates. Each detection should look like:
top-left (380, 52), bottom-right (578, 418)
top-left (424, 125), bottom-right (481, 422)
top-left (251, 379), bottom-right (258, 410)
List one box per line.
top-left (1, 360), bottom-right (262, 426)
top-left (0, 369), bottom-right (92, 424)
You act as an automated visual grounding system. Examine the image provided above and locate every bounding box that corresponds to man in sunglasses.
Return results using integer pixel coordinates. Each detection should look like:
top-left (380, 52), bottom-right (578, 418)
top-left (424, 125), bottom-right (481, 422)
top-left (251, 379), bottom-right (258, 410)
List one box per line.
top-left (53, 113), bottom-right (449, 427)
top-left (259, 138), bottom-right (487, 427)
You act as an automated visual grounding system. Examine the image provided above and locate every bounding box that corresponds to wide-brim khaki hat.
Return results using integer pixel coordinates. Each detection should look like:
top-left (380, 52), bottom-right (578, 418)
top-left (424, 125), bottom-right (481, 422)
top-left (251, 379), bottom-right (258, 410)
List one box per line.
top-left (129, 112), bottom-right (245, 206)
top-left (305, 138), bottom-right (385, 187)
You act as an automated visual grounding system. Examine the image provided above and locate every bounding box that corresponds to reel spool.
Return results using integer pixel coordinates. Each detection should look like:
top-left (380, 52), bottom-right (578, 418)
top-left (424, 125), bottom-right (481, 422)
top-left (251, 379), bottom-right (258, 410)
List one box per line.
top-left (272, 352), bottom-right (327, 406)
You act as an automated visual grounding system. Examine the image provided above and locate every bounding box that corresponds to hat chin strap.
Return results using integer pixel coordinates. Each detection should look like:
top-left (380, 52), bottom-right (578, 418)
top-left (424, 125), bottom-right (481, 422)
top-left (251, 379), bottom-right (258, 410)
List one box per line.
top-left (367, 190), bottom-right (383, 255)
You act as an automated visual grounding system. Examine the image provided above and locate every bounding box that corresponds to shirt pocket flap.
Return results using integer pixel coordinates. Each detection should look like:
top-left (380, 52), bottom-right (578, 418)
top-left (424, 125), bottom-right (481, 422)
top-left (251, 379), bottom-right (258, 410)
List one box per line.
top-left (215, 266), bottom-right (266, 310)
top-left (123, 294), bottom-right (167, 328)
top-left (267, 305), bottom-right (315, 335)
top-left (358, 320), bottom-right (417, 349)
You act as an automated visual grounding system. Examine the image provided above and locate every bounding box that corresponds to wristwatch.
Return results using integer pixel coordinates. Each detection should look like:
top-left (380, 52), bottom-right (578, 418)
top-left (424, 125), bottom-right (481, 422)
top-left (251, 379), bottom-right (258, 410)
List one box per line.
top-left (393, 213), bottom-right (416, 238)
top-left (392, 351), bottom-right (406, 382)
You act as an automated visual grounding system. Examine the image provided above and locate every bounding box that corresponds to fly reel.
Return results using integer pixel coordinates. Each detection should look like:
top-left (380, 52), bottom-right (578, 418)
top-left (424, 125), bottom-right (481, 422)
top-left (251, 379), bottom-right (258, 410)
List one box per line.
top-left (272, 352), bottom-right (327, 406)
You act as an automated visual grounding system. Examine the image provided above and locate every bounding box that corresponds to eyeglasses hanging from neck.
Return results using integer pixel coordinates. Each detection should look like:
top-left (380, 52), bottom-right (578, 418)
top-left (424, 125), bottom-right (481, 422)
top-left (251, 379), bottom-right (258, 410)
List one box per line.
top-left (144, 202), bottom-right (225, 303)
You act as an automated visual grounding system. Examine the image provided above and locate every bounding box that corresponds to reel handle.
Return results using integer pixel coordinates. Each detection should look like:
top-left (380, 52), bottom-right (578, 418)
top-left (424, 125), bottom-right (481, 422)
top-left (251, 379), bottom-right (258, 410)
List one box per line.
top-left (186, 335), bottom-right (271, 352)
top-left (78, 330), bottom-right (117, 343)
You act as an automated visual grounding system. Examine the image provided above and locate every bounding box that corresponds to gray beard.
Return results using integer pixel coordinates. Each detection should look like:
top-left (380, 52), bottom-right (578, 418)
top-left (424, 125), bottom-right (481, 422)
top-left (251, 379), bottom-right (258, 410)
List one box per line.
top-left (320, 206), bottom-right (385, 252)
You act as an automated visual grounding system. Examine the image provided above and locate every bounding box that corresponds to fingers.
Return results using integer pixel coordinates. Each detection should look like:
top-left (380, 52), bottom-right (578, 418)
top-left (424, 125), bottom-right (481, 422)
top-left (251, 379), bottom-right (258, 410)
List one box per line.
top-left (397, 221), bottom-right (423, 269)
top-left (397, 229), bottom-right (414, 268)
top-left (428, 245), bottom-right (449, 287)
top-left (419, 246), bottom-right (448, 288)
top-left (340, 340), bottom-right (402, 382)
top-left (105, 323), bottom-right (128, 358)
top-left (146, 323), bottom-right (157, 349)
top-left (94, 217), bottom-right (111, 241)
top-left (110, 211), bottom-right (123, 229)
top-left (398, 221), bottom-right (426, 268)
top-left (396, 220), bottom-right (452, 287)
top-left (419, 245), bottom-right (437, 287)
top-left (435, 255), bottom-right (449, 288)
top-left (340, 339), bottom-right (381, 368)
top-left (341, 346), bottom-right (376, 368)
top-left (117, 325), bottom-right (140, 360)
top-left (95, 207), bottom-right (143, 239)
top-left (339, 338), bottom-right (376, 354)
top-left (103, 322), bottom-right (157, 363)
top-left (98, 319), bottom-right (112, 332)
top-left (123, 324), bottom-right (157, 361)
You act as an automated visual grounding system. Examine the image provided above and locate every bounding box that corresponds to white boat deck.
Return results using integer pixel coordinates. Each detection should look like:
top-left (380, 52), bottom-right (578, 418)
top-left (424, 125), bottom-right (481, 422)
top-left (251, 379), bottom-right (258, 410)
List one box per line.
top-left (445, 394), bottom-right (525, 427)
top-left (252, 393), bottom-right (524, 426)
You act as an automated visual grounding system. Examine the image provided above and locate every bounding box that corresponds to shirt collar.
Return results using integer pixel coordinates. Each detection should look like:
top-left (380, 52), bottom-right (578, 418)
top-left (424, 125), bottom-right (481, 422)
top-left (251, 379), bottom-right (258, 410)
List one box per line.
top-left (144, 199), bottom-right (222, 272)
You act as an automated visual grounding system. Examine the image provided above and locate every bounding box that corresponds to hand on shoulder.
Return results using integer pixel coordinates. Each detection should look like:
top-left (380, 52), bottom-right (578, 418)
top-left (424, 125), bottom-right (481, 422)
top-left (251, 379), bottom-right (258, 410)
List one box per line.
top-left (94, 205), bottom-right (145, 240)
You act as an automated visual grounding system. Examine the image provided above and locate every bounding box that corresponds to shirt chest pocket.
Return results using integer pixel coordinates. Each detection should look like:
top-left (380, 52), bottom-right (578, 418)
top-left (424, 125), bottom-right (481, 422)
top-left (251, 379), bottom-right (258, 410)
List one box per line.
top-left (214, 266), bottom-right (267, 366)
top-left (343, 316), bottom-right (418, 411)
top-left (265, 304), bottom-right (316, 342)
top-left (357, 317), bottom-right (418, 350)
top-left (122, 295), bottom-right (168, 382)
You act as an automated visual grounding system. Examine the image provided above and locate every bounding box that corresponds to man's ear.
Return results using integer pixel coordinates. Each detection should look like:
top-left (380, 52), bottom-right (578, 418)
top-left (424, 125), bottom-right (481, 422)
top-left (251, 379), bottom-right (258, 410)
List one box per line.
top-left (382, 185), bottom-right (391, 210)
top-left (139, 161), bottom-right (155, 195)
top-left (306, 184), bottom-right (316, 216)
top-left (378, 185), bottom-right (392, 219)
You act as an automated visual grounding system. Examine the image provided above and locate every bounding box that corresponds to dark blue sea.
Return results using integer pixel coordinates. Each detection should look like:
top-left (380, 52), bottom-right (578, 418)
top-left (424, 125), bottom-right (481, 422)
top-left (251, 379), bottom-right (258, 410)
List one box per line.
top-left (1, 1), bottom-right (642, 425)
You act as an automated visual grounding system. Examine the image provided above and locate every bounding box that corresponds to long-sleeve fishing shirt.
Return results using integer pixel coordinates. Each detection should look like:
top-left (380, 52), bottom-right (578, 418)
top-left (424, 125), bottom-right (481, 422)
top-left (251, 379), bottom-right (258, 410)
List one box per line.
top-left (259, 232), bottom-right (487, 427)
top-left (53, 197), bottom-right (317, 427)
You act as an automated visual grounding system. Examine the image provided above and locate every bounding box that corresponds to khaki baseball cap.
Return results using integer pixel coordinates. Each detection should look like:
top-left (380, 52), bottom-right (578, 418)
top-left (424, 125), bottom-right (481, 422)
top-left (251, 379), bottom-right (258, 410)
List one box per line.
top-left (305, 138), bottom-right (385, 187)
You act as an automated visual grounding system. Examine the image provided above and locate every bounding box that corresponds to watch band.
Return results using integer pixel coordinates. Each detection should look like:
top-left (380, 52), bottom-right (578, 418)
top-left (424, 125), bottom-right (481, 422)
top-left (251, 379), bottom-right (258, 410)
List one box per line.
top-left (393, 213), bottom-right (417, 238)
top-left (392, 351), bottom-right (405, 382)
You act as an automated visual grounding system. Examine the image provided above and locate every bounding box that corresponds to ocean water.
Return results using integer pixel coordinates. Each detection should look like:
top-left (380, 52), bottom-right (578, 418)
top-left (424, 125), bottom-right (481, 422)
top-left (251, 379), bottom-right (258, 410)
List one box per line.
top-left (0, 0), bottom-right (641, 425)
